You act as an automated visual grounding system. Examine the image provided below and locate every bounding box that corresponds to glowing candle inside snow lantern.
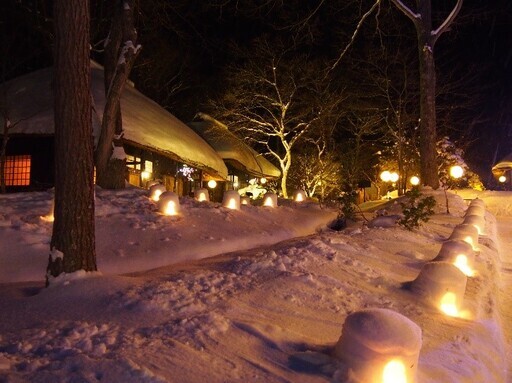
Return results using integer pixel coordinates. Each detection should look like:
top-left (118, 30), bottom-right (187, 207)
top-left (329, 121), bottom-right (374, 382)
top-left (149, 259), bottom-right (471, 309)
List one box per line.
top-left (263, 192), bottom-right (277, 207)
top-left (293, 189), bottom-right (306, 202)
top-left (410, 261), bottom-right (467, 317)
top-left (149, 184), bottom-right (166, 202)
top-left (334, 308), bottom-right (422, 383)
top-left (433, 240), bottom-right (476, 277)
top-left (222, 190), bottom-right (240, 210)
top-left (240, 196), bottom-right (251, 205)
top-left (449, 224), bottom-right (479, 250)
top-left (194, 188), bottom-right (210, 202)
top-left (158, 191), bottom-right (180, 216)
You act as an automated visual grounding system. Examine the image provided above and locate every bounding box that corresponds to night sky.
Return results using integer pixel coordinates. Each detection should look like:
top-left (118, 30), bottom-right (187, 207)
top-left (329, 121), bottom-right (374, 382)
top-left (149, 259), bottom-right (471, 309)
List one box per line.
top-left (1, 0), bottom-right (511, 184)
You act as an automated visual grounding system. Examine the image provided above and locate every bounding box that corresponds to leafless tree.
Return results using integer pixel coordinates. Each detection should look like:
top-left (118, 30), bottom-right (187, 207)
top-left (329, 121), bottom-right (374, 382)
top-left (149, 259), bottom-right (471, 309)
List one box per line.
top-left (94, 0), bottom-right (141, 189)
top-left (46, 0), bottom-right (96, 283)
top-left (389, 0), bottom-right (464, 188)
top-left (210, 42), bottom-right (335, 198)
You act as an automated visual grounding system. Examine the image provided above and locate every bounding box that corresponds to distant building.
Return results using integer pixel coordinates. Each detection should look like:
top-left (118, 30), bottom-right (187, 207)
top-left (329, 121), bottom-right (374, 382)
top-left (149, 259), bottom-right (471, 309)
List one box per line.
top-left (188, 113), bottom-right (281, 200)
top-left (0, 62), bottom-right (228, 194)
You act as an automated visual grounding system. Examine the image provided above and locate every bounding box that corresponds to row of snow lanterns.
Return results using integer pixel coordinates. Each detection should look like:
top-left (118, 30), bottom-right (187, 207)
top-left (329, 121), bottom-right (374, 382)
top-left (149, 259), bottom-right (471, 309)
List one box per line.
top-left (149, 184), bottom-right (308, 215)
top-left (411, 198), bottom-right (485, 319)
top-left (333, 199), bottom-right (486, 383)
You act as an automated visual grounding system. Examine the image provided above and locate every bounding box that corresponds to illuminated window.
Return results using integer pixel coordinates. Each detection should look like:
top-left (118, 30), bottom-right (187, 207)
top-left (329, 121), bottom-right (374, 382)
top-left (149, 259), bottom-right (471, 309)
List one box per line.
top-left (3, 155), bottom-right (31, 186)
top-left (144, 160), bottom-right (153, 173)
top-left (126, 155), bottom-right (141, 170)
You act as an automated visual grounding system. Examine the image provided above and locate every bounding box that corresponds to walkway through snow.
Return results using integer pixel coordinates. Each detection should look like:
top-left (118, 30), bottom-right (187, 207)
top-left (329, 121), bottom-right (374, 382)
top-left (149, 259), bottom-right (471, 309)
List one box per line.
top-left (496, 216), bottom-right (512, 381)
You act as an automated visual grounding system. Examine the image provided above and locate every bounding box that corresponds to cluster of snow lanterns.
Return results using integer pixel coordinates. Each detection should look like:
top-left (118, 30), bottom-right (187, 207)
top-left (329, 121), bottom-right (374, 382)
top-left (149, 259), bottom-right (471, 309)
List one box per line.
top-left (334, 199), bottom-right (486, 383)
top-left (413, 198), bottom-right (485, 317)
top-left (148, 184), bottom-right (309, 215)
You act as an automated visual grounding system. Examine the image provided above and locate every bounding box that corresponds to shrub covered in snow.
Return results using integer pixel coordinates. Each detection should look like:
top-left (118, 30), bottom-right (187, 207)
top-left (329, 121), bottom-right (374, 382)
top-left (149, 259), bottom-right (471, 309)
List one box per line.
top-left (398, 188), bottom-right (436, 230)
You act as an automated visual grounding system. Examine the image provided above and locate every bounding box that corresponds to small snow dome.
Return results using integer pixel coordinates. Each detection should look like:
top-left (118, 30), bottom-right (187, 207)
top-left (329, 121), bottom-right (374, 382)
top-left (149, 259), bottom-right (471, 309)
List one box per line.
top-left (293, 189), bottom-right (307, 202)
top-left (158, 191), bottom-right (180, 216)
top-left (222, 190), bottom-right (240, 210)
top-left (334, 308), bottom-right (422, 383)
top-left (149, 184), bottom-right (166, 202)
top-left (449, 224), bottom-right (479, 249)
top-left (194, 188), bottom-right (210, 202)
top-left (463, 214), bottom-right (485, 235)
top-left (469, 198), bottom-right (485, 208)
top-left (411, 261), bottom-right (467, 317)
top-left (434, 240), bottom-right (476, 277)
top-left (240, 196), bottom-right (251, 206)
top-left (263, 192), bottom-right (278, 207)
top-left (465, 204), bottom-right (485, 218)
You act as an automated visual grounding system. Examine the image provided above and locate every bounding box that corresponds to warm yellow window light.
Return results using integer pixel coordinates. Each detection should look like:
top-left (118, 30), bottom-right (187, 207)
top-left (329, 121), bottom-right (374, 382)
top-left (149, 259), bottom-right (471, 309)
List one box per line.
top-left (439, 292), bottom-right (459, 317)
top-left (141, 170), bottom-right (151, 181)
top-left (383, 359), bottom-right (407, 383)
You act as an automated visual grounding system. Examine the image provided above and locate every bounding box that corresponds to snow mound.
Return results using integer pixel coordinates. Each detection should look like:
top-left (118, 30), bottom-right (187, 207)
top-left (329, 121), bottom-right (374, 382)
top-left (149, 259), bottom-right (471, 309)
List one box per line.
top-left (334, 308), bottom-right (422, 383)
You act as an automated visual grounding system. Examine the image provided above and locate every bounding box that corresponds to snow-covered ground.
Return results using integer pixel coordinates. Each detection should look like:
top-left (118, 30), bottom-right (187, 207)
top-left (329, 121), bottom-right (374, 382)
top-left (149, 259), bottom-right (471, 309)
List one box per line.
top-left (0, 187), bottom-right (511, 382)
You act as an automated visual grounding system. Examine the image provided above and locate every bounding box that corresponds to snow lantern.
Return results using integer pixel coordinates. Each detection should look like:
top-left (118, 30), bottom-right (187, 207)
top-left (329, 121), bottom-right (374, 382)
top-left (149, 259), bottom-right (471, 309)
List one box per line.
top-left (293, 189), bottom-right (307, 202)
top-left (222, 190), bottom-right (240, 210)
top-left (240, 196), bottom-right (251, 206)
top-left (149, 184), bottom-right (166, 202)
top-left (146, 180), bottom-right (160, 190)
top-left (263, 192), bottom-right (278, 207)
top-left (158, 191), bottom-right (180, 216)
top-left (41, 198), bottom-right (55, 222)
top-left (464, 205), bottom-right (485, 218)
top-left (469, 198), bottom-right (485, 208)
top-left (433, 240), bottom-right (475, 277)
top-left (449, 224), bottom-right (479, 250)
top-left (194, 188), bottom-right (210, 202)
top-left (411, 261), bottom-right (467, 317)
top-left (334, 308), bottom-right (422, 383)
top-left (463, 214), bottom-right (485, 235)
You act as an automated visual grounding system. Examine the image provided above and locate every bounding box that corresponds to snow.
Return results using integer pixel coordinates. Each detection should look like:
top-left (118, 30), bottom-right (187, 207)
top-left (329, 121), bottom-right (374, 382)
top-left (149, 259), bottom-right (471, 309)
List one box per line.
top-left (0, 187), bottom-right (511, 382)
top-left (0, 63), bottom-right (228, 179)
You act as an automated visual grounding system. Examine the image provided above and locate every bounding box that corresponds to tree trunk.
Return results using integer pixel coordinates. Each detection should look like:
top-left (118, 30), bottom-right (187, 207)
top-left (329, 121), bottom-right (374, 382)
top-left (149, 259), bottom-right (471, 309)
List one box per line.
top-left (47, 0), bottom-right (96, 284)
top-left (94, 0), bottom-right (140, 189)
top-left (418, 43), bottom-right (440, 188)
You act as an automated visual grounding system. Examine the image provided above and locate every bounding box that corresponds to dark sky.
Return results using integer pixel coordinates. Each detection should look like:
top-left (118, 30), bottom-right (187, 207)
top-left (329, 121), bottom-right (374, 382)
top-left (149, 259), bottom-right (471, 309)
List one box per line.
top-left (1, 0), bottom-right (511, 183)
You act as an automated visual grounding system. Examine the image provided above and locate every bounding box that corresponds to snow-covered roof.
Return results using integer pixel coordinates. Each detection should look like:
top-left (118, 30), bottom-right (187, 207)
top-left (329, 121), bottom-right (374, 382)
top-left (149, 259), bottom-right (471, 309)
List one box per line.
top-left (0, 63), bottom-right (228, 180)
top-left (188, 113), bottom-right (281, 179)
top-left (492, 152), bottom-right (512, 173)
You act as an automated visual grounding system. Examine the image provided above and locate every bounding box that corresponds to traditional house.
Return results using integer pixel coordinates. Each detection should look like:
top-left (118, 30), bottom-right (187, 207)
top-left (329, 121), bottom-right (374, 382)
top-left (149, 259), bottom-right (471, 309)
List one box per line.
top-left (492, 152), bottom-right (512, 185)
top-left (188, 113), bottom-right (281, 200)
top-left (0, 62), bottom-right (228, 194)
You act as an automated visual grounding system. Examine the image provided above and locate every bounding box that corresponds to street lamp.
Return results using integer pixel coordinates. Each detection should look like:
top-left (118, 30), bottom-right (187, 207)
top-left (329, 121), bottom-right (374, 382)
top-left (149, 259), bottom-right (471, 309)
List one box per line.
top-left (445, 165), bottom-right (464, 214)
top-left (410, 176), bottom-right (420, 187)
top-left (380, 171), bottom-right (399, 199)
top-left (499, 175), bottom-right (506, 183)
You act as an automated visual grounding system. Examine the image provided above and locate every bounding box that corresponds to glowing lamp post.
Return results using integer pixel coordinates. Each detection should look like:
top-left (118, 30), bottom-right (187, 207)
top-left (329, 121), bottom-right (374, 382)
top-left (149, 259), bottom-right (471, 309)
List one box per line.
top-left (207, 180), bottom-right (217, 189)
top-left (334, 308), bottom-right (422, 383)
top-left (380, 171), bottom-right (399, 199)
top-left (410, 176), bottom-right (420, 187)
top-left (263, 192), bottom-right (278, 207)
top-left (158, 191), bottom-right (180, 216)
top-left (194, 188), bottom-right (210, 202)
top-left (149, 184), bottom-right (166, 202)
top-left (411, 261), bottom-right (467, 317)
top-left (499, 175), bottom-right (507, 183)
top-left (222, 190), bottom-right (240, 210)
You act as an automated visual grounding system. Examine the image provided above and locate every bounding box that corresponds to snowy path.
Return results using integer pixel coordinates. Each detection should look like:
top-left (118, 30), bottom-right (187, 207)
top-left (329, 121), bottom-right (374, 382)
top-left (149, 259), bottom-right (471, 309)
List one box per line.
top-left (496, 216), bottom-right (512, 382)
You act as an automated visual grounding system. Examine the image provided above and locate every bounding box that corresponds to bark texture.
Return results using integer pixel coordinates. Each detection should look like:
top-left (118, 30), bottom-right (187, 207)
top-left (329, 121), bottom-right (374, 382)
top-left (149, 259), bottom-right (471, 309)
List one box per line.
top-left (47, 0), bottom-right (96, 283)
